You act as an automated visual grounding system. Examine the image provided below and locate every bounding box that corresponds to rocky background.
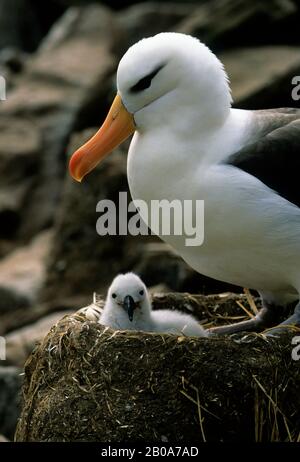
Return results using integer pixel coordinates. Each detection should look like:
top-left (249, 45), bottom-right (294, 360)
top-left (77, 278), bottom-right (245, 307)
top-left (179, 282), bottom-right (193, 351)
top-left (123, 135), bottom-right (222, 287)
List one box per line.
top-left (0, 0), bottom-right (300, 441)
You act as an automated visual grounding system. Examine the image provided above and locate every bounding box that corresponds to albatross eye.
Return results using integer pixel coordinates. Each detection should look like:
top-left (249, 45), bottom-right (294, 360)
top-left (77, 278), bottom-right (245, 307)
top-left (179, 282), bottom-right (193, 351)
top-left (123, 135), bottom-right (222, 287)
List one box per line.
top-left (112, 293), bottom-right (117, 299)
top-left (139, 289), bottom-right (144, 296)
top-left (130, 64), bottom-right (165, 93)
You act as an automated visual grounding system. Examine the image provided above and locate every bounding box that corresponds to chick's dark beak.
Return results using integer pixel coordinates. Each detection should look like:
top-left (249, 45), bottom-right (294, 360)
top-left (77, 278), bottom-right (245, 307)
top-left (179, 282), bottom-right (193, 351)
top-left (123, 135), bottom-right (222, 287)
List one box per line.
top-left (123, 295), bottom-right (135, 322)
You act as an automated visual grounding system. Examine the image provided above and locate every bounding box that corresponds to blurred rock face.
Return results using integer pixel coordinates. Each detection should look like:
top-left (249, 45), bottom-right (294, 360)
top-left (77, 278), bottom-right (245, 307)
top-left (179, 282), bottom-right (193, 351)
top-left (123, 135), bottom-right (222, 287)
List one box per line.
top-left (0, 0), bottom-right (66, 52)
top-left (0, 0), bottom-right (299, 441)
top-left (0, 0), bottom-right (40, 51)
top-left (0, 118), bottom-right (41, 240)
top-left (40, 131), bottom-right (142, 305)
top-left (1, 5), bottom-right (118, 240)
top-left (0, 231), bottom-right (52, 311)
top-left (0, 366), bottom-right (22, 440)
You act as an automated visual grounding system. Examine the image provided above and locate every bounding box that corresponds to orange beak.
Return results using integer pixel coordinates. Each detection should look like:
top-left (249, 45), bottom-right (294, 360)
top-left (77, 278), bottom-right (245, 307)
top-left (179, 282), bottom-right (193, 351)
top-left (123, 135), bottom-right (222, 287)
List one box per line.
top-left (69, 94), bottom-right (135, 182)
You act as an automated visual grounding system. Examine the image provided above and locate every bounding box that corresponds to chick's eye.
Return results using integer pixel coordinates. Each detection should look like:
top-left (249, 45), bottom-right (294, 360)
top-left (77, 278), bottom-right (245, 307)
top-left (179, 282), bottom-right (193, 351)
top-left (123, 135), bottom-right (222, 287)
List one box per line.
top-left (139, 290), bottom-right (144, 296)
top-left (112, 293), bottom-right (117, 299)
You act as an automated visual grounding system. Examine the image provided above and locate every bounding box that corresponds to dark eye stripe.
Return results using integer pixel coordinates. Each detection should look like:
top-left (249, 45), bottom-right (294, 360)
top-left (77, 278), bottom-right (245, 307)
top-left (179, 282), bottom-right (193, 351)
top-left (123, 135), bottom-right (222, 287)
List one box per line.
top-left (130, 64), bottom-right (165, 93)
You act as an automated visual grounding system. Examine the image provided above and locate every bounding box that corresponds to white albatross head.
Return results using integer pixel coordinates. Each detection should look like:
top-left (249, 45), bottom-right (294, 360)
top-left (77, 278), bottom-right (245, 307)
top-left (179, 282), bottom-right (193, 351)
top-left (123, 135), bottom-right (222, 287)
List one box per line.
top-left (69, 32), bottom-right (232, 182)
top-left (106, 273), bottom-right (150, 322)
top-left (117, 32), bottom-right (232, 130)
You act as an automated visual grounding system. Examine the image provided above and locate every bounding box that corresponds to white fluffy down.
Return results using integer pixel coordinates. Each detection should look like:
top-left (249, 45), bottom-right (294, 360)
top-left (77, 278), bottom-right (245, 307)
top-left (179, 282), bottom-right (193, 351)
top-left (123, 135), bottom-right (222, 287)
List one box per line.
top-left (99, 273), bottom-right (207, 337)
top-left (149, 309), bottom-right (207, 337)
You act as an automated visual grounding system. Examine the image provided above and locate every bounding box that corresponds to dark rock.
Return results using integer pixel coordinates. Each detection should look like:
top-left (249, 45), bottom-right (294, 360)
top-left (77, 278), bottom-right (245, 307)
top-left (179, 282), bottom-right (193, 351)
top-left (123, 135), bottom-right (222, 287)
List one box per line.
top-left (221, 46), bottom-right (300, 109)
top-left (0, 0), bottom-right (41, 52)
top-left (15, 302), bottom-right (300, 442)
top-left (0, 241), bottom-right (15, 259)
top-left (115, 2), bottom-right (196, 56)
top-left (176, 0), bottom-right (299, 51)
top-left (0, 47), bottom-right (27, 74)
top-left (50, 0), bottom-right (202, 10)
top-left (0, 0), bottom-right (67, 53)
top-left (0, 288), bottom-right (29, 315)
top-left (29, 0), bottom-right (67, 46)
top-left (0, 117), bottom-right (41, 239)
top-left (0, 366), bottom-right (22, 440)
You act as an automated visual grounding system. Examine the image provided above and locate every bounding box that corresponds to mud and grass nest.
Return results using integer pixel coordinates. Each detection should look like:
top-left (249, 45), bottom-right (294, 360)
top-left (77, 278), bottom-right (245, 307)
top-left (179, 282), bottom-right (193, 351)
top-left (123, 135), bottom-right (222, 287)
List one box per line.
top-left (15, 292), bottom-right (300, 442)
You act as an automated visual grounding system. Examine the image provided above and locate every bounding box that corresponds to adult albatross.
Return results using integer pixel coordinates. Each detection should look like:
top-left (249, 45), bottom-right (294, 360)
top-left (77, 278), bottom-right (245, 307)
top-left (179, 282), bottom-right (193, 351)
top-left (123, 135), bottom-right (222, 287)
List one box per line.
top-left (69, 32), bottom-right (300, 336)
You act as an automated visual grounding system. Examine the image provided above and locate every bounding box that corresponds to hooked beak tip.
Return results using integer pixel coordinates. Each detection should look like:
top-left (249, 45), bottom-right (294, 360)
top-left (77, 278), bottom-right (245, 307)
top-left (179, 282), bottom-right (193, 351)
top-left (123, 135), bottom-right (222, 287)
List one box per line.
top-left (123, 295), bottom-right (135, 322)
top-left (69, 150), bottom-right (85, 182)
top-left (68, 94), bottom-right (135, 181)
